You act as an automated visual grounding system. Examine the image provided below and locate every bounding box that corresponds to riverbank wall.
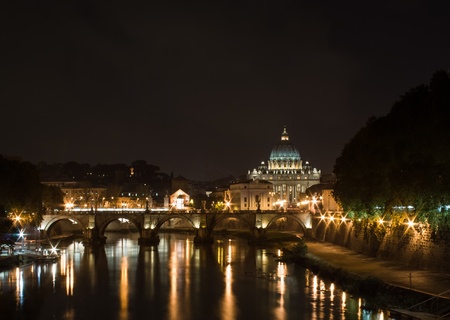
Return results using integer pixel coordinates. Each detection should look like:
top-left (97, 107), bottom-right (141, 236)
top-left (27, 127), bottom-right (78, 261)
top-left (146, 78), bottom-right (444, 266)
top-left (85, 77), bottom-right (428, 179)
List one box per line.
top-left (311, 214), bottom-right (450, 274)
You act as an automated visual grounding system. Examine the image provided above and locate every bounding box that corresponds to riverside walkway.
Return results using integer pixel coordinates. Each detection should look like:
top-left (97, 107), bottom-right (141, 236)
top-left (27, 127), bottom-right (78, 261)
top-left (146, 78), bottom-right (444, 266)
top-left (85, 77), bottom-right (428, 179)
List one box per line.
top-left (305, 240), bottom-right (450, 297)
top-left (305, 240), bottom-right (450, 319)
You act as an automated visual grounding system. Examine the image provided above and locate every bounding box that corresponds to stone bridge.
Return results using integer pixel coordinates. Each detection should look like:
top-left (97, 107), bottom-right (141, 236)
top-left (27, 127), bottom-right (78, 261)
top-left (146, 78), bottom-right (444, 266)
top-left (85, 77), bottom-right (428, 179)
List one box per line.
top-left (40, 209), bottom-right (313, 246)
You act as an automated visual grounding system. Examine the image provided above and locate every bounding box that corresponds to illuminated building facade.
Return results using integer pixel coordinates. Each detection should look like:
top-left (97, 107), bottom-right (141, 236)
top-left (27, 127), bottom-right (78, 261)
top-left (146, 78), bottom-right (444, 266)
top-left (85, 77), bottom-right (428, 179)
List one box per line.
top-left (169, 189), bottom-right (190, 210)
top-left (42, 181), bottom-right (107, 211)
top-left (229, 179), bottom-right (274, 211)
top-left (247, 126), bottom-right (321, 208)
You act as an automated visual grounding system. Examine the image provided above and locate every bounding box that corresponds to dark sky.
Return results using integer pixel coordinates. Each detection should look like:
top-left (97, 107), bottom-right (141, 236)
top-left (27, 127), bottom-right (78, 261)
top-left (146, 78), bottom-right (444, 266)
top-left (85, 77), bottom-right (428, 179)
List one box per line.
top-left (2, 0), bottom-right (450, 181)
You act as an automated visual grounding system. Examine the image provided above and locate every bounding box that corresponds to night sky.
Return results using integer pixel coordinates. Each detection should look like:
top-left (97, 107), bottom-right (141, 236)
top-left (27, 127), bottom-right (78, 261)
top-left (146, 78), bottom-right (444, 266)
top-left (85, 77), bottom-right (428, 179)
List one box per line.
top-left (2, 1), bottom-right (450, 181)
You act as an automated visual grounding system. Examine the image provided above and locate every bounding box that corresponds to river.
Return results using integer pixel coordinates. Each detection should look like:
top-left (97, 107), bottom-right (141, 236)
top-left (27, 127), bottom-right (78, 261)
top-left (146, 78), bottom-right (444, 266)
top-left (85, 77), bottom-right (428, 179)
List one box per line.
top-left (0, 232), bottom-right (388, 320)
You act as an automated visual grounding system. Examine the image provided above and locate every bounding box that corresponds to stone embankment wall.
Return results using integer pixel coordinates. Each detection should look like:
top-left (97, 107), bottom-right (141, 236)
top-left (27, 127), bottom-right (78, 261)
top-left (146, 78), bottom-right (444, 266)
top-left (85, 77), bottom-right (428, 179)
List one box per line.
top-left (311, 214), bottom-right (450, 273)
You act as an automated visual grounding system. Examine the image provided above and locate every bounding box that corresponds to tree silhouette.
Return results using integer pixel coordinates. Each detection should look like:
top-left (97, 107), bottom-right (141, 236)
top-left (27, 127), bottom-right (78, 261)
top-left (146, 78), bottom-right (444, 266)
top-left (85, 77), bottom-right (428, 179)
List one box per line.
top-left (333, 70), bottom-right (450, 221)
top-left (0, 156), bottom-right (43, 230)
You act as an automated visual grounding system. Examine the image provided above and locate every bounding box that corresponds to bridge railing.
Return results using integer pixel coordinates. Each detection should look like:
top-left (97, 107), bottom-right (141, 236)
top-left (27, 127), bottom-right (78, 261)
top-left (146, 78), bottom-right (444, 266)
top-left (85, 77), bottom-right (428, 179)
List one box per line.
top-left (48, 208), bottom-right (311, 215)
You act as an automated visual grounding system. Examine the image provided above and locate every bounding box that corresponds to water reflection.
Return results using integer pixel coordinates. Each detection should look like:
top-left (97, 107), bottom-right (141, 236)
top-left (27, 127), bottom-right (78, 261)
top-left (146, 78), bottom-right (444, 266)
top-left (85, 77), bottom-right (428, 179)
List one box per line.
top-left (274, 262), bottom-right (287, 320)
top-left (61, 251), bottom-right (75, 296)
top-left (15, 267), bottom-right (23, 310)
top-left (0, 232), bottom-right (389, 320)
top-left (120, 256), bottom-right (129, 320)
top-left (169, 241), bottom-right (180, 320)
top-left (219, 240), bottom-right (236, 320)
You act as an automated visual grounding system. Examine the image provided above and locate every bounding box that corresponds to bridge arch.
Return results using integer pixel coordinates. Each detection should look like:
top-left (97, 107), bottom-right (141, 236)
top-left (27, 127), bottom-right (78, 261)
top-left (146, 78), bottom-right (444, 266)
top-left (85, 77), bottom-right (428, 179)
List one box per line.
top-left (213, 214), bottom-right (254, 232)
top-left (153, 214), bottom-right (198, 233)
top-left (265, 214), bottom-right (308, 236)
top-left (97, 215), bottom-right (143, 236)
top-left (41, 215), bottom-right (87, 237)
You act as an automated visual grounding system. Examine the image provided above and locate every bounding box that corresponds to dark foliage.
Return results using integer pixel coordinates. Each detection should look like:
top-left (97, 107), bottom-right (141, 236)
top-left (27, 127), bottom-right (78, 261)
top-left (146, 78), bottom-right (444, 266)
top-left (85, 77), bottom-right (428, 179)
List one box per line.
top-left (333, 70), bottom-right (450, 220)
top-left (0, 155), bottom-right (42, 215)
top-left (41, 184), bottom-right (64, 212)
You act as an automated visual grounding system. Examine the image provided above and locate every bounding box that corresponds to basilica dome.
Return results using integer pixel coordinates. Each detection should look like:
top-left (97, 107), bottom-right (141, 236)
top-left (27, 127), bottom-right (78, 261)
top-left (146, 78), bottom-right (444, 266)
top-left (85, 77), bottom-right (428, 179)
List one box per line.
top-left (269, 127), bottom-right (301, 161)
top-left (247, 126), bottom-right (321, 205)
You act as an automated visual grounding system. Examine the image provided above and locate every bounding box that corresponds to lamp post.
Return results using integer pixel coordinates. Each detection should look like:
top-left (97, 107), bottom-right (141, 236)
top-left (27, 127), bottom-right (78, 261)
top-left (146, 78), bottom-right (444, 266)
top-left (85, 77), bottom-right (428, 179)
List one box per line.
top-left (11, 215), bottom-right (24, 252)
top-left (17, 228), bottom-right (26, 252)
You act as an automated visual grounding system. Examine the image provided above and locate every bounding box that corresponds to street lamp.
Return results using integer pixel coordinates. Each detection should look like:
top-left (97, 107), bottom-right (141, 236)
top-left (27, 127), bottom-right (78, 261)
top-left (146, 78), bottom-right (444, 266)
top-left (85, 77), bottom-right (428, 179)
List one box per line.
top-left (18, 229), bottom-right (25, 251)
top-left (15, 216), bottom-right (21, 223)
top-left (11, 214), bottom-right (24, 251)
top-left (65, 202), bottom-right (74, 211)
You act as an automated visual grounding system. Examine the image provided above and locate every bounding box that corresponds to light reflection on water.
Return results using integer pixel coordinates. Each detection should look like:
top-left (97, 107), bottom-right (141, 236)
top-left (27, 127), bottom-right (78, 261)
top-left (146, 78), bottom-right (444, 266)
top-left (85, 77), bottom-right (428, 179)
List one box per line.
top-left (0, 232), bottom-right (388, 320)
top-left (15, 267), bottom-right (23, 310)
top-left (220, 241), bottom-right (237, 320)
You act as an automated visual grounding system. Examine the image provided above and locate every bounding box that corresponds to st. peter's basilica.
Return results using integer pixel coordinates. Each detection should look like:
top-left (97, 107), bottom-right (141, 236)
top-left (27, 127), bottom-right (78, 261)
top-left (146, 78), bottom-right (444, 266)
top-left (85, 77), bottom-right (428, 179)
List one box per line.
top-left (247, 126), bottom-right (321, 207)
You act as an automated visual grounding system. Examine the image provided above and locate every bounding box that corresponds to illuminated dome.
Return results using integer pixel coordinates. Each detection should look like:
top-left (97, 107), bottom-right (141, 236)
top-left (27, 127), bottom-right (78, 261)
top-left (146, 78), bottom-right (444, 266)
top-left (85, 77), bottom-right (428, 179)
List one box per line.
top-left (247, 125), bottom-right (321, 205)
top-left (269, 127), bottom-right (301, 161)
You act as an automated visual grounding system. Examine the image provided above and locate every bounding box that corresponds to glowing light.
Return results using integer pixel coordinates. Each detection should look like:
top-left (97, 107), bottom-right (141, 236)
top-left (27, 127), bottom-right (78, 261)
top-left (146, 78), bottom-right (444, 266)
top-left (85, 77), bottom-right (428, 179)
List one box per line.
top-left (15, 267), bottom-right (23, 308)
top-left (120, 256), bottom-right (129, 320)
top-left (305, 215), bottom-right (312, 229)
top-left (65, 202), bottom-right (74, 210)
top-left (65, 255), bottom-right (74, 296)
top-left (221, 263), bottom-right (236, 319)
top-left (407, 219), bottom-right (415, 228)
top-left (312, 275), bottom-right (318, 296)
top-left (50, 244), bottom-right (58, 255)
top-left (227, 240), bottom-right (232, 264)
top-left (358, 298), bottom-right (362, 318)
top-left (69, 207), bottom-right (168, 213)
top-left (275, 199), bottom-right (287, 208)
top-left (261, 220), bottom-right (269, 228)
top-left (276, 262), bottom-right (287, 317)
top-left (341, 291), bottom-right (346, 309)
top-left (329, 216), bottom-right (334, 221)
top-left (52, 263), bottom-right (57, 289)
top-left (378, 219), bottom-right (384, 224)
top-left (330, 283), bottom-right (335, 301)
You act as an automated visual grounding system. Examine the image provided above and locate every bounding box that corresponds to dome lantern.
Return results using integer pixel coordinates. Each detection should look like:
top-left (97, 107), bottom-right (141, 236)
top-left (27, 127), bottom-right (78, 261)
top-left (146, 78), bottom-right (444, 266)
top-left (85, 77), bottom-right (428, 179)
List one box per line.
top-left (269, 127), bottom-right (301, 165)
